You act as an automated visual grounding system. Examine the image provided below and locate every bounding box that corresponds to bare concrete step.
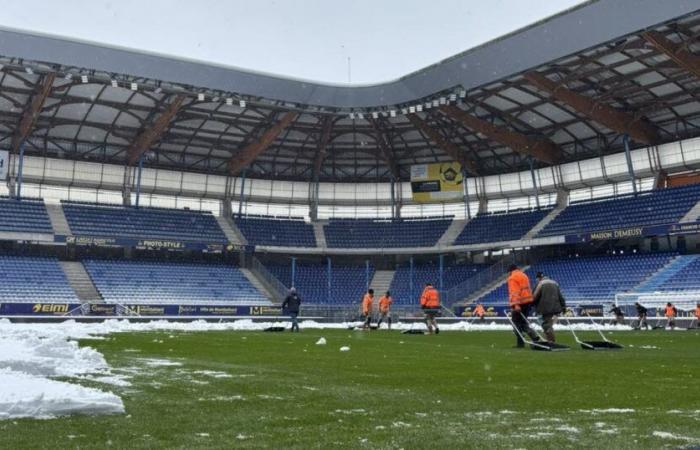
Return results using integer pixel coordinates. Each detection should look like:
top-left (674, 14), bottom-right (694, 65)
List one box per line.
top-left (312, 221), bottom-right (327, 248)
top-left (215, 215), bottom-right (246, 245)
top-left (45, 203), bottom-right (71, 235)
top-left (60, 261), bottom-right (103, 303)
top-left (523, 207), bottom-right (565, 240)
top-left (369, 270), bottom-right (395, 295)
top-left (680, 199), bottom-right (700, 222)
top-left (240, 268), bottom-right (276, 302)
top-left (437, 219), bottom-right (469, 247)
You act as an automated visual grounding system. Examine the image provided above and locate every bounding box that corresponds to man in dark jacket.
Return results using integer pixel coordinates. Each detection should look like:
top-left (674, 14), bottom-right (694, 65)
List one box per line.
top-left (281, 287), bottom-right (301, 332)
top-left (609, 305), bottom-right (624, 325)
top-left (532, 272), bottom-right (566, 343)
top-left (635, 302), bottom-right (649, 330)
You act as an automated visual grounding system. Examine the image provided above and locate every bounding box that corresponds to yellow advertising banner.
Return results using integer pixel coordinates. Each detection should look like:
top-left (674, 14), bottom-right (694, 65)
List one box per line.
top-left (410, 162), bottom-right (463, 202)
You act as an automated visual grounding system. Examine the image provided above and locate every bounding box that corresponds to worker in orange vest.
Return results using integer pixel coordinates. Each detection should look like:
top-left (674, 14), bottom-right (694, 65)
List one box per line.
top-left (694, 303), bottom-right (700, 328)
top-left (420, 283), bottom-right (440, 334)
top-left (377, 291), bottom-right (393, 330)
top-left (361, 289), bottom-right (374, 330)
top-left (473, 303), bottom-right (486, 322)
top-left (664, 302), bottom-right (677, 330)
top-left (507, 264), bottom-right (540, 347)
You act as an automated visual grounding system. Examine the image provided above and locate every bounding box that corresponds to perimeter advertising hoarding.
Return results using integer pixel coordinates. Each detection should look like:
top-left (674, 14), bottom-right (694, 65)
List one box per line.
top-left (410, 162), bottom-right (463, 202)
top-left (0, 303), bottom-right (283, 317)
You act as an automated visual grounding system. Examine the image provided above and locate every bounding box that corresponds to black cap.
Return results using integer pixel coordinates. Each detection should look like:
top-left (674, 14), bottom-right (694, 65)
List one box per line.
top-left (507, 264), bottom-right (518, 272)
top-left (535, 272), bottom-right (544, 279)
top-left (368, 289), bottom-right (374, 294)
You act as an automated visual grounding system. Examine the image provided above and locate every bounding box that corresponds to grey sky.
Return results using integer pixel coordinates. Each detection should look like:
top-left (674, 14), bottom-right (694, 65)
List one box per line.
top-left (0, 0), bottom-right (586, 85)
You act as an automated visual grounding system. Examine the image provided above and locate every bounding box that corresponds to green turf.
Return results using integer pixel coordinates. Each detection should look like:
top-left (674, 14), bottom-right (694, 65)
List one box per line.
top-left (1, 328), bottom-right (699, 449)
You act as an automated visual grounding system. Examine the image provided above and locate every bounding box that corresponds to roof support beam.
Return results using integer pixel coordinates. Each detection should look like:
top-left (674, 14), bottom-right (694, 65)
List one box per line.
top-left (368, 118), bottom-right (400, 179)
top-left (313, 116), bottom-right (333, 181)
top-left (523, 71), bottom-right (658, 145)
top-left (12, 72), bottom-right (56, 152)
top-left (406, 113), bottom-right (479, 176)
top-left (643, 30), bottom-right (700, 80)
top-left (127, 94), bottom-right (186, 165)
top-left (439, 105), bottom-right (561, 164)
top-left (228, 111), bottom-right (298, 176)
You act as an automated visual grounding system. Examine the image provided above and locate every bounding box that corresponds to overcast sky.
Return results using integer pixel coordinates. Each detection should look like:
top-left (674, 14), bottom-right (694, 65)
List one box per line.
top-left (0, 0), bottom-right (586, 85)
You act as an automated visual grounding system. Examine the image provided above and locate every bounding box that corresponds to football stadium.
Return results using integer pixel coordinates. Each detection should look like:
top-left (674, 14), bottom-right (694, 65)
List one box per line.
top-left (0, 1), bottom-right (699, 448)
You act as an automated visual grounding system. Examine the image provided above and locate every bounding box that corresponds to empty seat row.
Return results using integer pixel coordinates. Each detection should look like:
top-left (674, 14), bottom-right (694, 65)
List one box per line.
top-left (0, 198), bottom-right (53, 234)
top-left (454, 208), bottom-right (551, 245)
top-left (0, 256), bottom-right (79, 303)
top-left (234, 215), bottom-right (316, 247)
top-left (324, 217), bottom-right (452, 248)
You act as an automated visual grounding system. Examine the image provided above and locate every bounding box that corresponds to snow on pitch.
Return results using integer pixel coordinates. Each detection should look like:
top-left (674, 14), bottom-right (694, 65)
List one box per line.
top-left (0, 318), bottom-right (633, 420)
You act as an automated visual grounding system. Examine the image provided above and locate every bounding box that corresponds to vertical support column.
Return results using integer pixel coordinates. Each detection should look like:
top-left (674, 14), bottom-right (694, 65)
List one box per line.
top-left (390, 178), bottom-right (397, 219)
top-left (15, 141), bottom-right (25, 200)
top-left (478, 197), bottom-right (488, 214)
top-left (409, 256), bottom-right (414, 302)
top-left (326, 256), bottom-right (332, 304)
top-left (529, 157), bottom-right (540, 209)
top-left (365, 259), bottom-right (370, 291)
top-left (291, 257), bottom-right (297, 288)
top-left (122, 165), bottom-right (132, 206)
top-left (462, 169), bottom-right (471, 219)
top-left (438, 254), bottom-right (444, 293)
top-left (309, 178), bottom-right (320, 221)
top-left (623, 134), bottom-right (638, 195)
top-left (237, 170), bottom-right (247, 217)
top-left (134, 155), bottom-right (144, 208)
top-left (222, 176), bottom-right (233, 218)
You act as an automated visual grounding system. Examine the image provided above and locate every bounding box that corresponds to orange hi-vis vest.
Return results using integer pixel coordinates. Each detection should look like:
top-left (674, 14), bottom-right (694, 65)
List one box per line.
top-left (362, 293), bottom-right (374, 315)
top-left (379, 295), bottom-right (392, 313)
top-left (508, 270), bottom-right (533, 307)
top-left (474, 304), bottom-right (485, 317)
top-left (695, 306), bottom-right (700, 319)
top-left (420, 287), bottom-right (440, 308)
top-left (665, 305), bottom-right (676, 318)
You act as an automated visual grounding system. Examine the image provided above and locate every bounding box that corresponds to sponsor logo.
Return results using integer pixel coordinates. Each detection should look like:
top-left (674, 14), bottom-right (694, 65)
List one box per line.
top-left (136, 305), bottom-right (166, 315)
top-left (68, 236), bottom-right (118, 246)
top-left (89, 304), bottom-right (117, 315)
top-left (136, 240), bottom-right (185, 249)
top-left (198, 306), bottom-right (239, 315)
top-left (589, 227), bottom-right (643, 240)
top-left (249, 306), bottom-right (282, 316)
top-left (32, 303), bottom-right (69, 314)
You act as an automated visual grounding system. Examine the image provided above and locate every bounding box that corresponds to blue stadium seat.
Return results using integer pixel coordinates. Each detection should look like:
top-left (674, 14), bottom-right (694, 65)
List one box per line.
top-left (538, 184), bottom-right (700, 237)
top-left (83, 260), bottom-right (269, 304)
top-left (62, 202), bottom-right (227, 243)
top-left (0, 256), bottom-right (78, 303)
top-left (324, 217), bottom-right (452, 248)
top-left (267, 263), bottom-right (372, 305)
top-left (453, 208), bottom-right (551, 245)
top-left (0, 198), bottom-right (53, 234)
top-left (478, 253), bottom-right (675, 305)
top-left (389, 263), bottom-right (487, 305)
top-left (234, 215), bottom-right (316, 247)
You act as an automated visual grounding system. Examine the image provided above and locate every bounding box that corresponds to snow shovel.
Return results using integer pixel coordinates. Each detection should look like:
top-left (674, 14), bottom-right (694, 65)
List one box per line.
top-left (566, 312), bottom-right (623, 350)
top-left (506, 312), bottom-right (568, 352)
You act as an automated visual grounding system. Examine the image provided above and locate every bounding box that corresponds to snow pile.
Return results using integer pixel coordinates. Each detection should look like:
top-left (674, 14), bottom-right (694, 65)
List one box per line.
top-left (315, 337), bottom-right (327, 345)
top-left (339, 346), bottom-right (350, 352)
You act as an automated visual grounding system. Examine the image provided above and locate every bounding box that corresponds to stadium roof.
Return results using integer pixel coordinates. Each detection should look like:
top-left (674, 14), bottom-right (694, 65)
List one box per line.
top-left (1, 0), bottom-right (700, 183)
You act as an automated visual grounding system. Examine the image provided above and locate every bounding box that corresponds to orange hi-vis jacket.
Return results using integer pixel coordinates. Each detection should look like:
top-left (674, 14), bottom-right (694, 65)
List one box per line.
top-left (362, 293), bottom-right (374, 315)
top-left (379, 295), bottom-right (392, 313)
top-left (696, 306), bottom-right (700, 319)
top-left (665, 305), bottom-right (676, 318)
top-left (474, 304), bottom-right (485, 317)
top-left (507, 269), bottom-right (533, 307)
top-left (420, 286), bottom-right (440, 308)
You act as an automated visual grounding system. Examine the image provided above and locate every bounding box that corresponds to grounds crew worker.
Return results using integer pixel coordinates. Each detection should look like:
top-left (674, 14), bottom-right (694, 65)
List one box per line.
top-left (507, 264), bottom-right (540, 347)
top-left (377, 291), bottom-right (393, 329)
top-left (420, 283), bottom-right (440, 334)
top-left (281, 287), bottom-right (301, 332)
top-left (609, 305), bottom-right (625, 325)
top-left (361, 289), bottom-right (374, 330)
top-left (664, 302), bottom-right (678, 330)
top-left (694, 303), bottom-right (700, 328)
top-left (532, 272), bottom-right (566, 343)
top-left (473, 303), bottom-right (486, 322)
top-left (635, 302), bottom-right (649, 330)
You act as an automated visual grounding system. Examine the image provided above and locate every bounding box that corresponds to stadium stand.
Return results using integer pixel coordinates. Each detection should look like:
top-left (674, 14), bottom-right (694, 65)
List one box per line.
top-left (477, 253), bottom-right (675, 305)
top-left (636, 254), bottom-right (700, 292)
top-left (324, 217), bottom-right (452, 248)
top-left (267, 263), bottom-right (372, 304)
top-left (389, 263), bottom-right (487, 305)
top-left (234, 215), bottom-right (316, 247)
top-left (0, 198), bottom-right (53, 234)
top-left (61, 202), bottom-right (227, 243)
top-left (538, 184), bottom-right (700, 237)
top-left (453, 208), bottom-right (551, 245)
top-left (0, 256), bottom-right (79, 303)
top-left (83, 260), bottom-right (269, 304)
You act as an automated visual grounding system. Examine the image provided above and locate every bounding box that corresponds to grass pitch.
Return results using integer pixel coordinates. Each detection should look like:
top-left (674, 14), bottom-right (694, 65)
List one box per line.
top-left (1, 327), bottom-right (699, 449)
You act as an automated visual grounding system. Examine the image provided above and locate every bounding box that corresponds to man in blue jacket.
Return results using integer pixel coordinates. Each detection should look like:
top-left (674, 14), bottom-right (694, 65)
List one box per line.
top-left (282, 287), bottom-right (302, 332)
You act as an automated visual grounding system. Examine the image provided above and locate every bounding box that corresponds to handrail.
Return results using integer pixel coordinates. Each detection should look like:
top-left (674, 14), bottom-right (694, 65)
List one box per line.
top-left (247, 255), bottom-right (289, 302)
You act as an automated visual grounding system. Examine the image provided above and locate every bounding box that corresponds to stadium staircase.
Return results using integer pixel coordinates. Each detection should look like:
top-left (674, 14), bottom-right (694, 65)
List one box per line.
top-left (634, 255), bottom-right (699, 292)
top-left (523, 205), bottom-right (566, 239)
top-left (369, 270), bottom-right (395, 296)
top-left (312, 220), bottom-right (328, 248)
top-left (45, 203), bottom-right (72, 236)
top-left (680, 198), bottom-right (700, 222)
top-left (215, 215), bottom-right (247, 245)
top-left (60, 261), bottom-right (103, 302)
top-left (437, 219), bottom-right (469, 246)
top-left (464, 265), bottom-right (529, 306)
top-left (239, 268), bottom-right (277, 302)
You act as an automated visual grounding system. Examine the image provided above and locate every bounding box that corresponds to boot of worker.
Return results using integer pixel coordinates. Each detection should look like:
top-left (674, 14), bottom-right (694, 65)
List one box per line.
top-left (387, 317), bottom-right (392, 330)
top-left (545, 329), bottom-right (556, 343)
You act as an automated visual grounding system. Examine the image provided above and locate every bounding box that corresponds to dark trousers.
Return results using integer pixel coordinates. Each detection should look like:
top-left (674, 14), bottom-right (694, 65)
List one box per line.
top-left (289, 312), bottom-right (299, 332)
top-left (512, 304), bottom-right (539, 346)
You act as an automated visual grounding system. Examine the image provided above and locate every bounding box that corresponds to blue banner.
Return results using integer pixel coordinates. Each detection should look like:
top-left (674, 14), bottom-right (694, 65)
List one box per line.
top-left (454, 305), bottom-right (510, 317)
top-left (0, 302), bottom-right (283, 317)
top-left (56, 235), bottom-right (228, 252)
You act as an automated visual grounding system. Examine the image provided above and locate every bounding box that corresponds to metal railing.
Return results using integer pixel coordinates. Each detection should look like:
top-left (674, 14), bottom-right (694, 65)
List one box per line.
top-left (442, 255), bottom-right (516, 307)
top-left (246, 255), bottom-right (289, 302)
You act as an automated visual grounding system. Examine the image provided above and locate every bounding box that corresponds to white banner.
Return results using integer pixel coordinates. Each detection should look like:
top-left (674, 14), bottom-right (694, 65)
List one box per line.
top-left (0, 150), bottom-right (7, 181)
